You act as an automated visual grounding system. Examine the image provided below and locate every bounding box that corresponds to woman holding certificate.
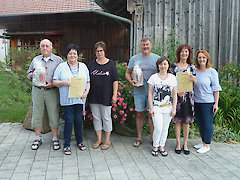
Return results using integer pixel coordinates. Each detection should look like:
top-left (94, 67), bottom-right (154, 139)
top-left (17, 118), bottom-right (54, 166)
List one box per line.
top-left (193, 50), bottom-right (221, 153)
top-left (53, 44), bottom-right (90, 155)
top-left (88, 41), bottom-right (119, 150)
top-left (171, 44), bottom-right (196, 155)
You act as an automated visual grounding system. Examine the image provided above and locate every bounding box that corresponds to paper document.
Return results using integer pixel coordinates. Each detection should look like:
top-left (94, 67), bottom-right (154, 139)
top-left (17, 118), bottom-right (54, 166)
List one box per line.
top-left (69, 77), bottom-right (85, 98)
top-left (177, 72), bottom-right (193, 92)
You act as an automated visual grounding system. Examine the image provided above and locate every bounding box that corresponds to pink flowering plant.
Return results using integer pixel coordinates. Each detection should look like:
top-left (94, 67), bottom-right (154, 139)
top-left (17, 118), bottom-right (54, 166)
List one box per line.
top-left (112, 62), bottom-right (136, 129)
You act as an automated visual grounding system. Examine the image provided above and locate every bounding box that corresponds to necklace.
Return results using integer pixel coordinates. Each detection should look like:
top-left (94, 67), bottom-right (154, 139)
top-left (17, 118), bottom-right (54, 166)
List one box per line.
top-left (67, 62), bottom-right (79, 77)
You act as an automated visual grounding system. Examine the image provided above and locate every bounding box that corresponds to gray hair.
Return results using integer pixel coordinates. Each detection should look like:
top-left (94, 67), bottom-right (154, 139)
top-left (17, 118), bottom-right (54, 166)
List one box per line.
top-left (40, 39), bottom-right (52, 48)
top-left (141, 37), bottom-right (151, 43)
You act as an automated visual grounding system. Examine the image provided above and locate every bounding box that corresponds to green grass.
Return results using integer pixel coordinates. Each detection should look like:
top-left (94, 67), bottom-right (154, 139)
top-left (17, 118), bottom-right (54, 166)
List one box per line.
top-left (0, 70), bottom-right (31, 122)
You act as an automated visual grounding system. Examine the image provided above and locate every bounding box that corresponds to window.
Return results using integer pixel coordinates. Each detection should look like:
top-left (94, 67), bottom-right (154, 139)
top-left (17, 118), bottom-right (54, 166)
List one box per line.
top-left (11, 36), bottom-right (61, 55)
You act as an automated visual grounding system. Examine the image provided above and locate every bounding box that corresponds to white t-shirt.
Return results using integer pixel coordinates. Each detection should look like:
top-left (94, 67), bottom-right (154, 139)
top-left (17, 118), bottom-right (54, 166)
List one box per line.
top-left (148, 73), bottom-right (177, 113)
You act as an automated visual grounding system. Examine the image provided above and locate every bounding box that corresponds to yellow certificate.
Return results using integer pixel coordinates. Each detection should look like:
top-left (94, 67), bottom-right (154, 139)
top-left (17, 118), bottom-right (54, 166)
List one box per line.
top-left (69, 77), bottom-right (85, 98)
top-left (177, 72), bottom-right (193, 92)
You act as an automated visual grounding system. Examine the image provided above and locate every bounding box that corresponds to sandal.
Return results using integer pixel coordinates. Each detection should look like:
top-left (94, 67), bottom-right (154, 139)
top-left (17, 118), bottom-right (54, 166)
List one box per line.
top-left (101, 143), bottom-right (111, 150)
top-left (53, 140), bottom-right (60, 150)
top-left (78, 143), bottom-right (86, 151)
top-left (92, 141), bottom-right (103, 149)
top-left (151, 149), bottom-right (158, 156)
top-left (175, 146), bottom-right (181, 154)
top-left (160, 150), bottom-right (168, 157)
top-left (64, 147), bottom-right (71, 155)
top-left (31, 139), bottom-right (42, 150)
top-left (182, 145), bottom-right (190, 155)
top-left (133, 139), bottom-right (142, 147)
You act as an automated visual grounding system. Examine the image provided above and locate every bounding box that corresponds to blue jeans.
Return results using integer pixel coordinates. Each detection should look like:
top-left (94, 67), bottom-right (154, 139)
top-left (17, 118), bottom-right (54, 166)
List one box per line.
top-left (134, 94), bottom-right (149, 112)
top-left (63, 104), bottom-right (83, 148)
top-left (194, 103), bottom-right (214, 144)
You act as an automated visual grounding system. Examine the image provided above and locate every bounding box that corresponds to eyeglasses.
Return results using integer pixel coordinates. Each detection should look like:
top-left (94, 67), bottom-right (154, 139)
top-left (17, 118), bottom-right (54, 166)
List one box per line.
top-left (96, 50), bottom-right (104, 53)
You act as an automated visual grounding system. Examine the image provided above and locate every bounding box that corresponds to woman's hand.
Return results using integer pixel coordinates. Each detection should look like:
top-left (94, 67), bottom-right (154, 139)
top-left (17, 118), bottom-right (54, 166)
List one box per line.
top-left (112, 94), bottom-right (117, 104)
top-left (177, 92), bottom-right (185, 97)
top-left (213, 103), bottom-right (218, 113)
top-left (149, 108), bottom-right (154, 117)
top-left (62, 80), bottom-right (71, 87)
top-left (189, 74), bottom-right (197, 84)
top-left (81, 90), bottom-right (88, 99)
top-left (170, 107), bottom-right (176, 117)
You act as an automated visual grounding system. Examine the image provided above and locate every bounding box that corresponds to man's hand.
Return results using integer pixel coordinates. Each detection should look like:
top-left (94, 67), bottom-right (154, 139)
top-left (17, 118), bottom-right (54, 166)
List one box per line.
top-left (130, 80), bottom-right (140, 88)
top-left (44, 80), bottom-right (54, 88)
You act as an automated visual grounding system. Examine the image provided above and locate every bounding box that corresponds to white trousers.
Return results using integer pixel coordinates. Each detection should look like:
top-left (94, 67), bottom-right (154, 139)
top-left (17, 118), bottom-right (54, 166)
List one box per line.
top-left (152, 106), bottom-right (172, 148)
top-left (90, 103), bottom-right (112, 132)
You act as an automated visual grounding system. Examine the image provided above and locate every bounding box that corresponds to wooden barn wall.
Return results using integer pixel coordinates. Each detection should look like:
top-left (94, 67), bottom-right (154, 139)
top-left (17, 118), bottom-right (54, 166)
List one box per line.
top-left (133, 0), bottom-right (240, 68)
top-left (62, 20), bottom-right (130, 64)
top-left (3, 13), bottom-right (130, 64)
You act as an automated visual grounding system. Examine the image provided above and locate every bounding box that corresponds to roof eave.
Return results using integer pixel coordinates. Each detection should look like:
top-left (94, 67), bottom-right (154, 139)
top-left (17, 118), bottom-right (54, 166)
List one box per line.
top-left (0, 8), bottom-right (102, 17)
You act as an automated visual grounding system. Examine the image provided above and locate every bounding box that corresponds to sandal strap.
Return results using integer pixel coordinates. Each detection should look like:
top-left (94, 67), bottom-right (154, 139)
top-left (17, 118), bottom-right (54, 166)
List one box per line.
top-left (78, 143), bottom-right (86, 150)
top-left (53, 140), bottom-right (60, 145)
top-left (64, 147), bottom-right (71, 151)
top-left (32, 139), bottom-right (42, 150)
top-left (53, 140), bottom-right (60, 150)
top-left (135, 139), bottom-right (142, 144)
top-left (32, 139), bottom-right (42, 145)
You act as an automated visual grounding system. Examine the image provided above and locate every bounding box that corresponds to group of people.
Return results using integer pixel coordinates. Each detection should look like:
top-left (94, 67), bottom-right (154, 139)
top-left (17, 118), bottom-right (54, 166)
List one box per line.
top-left (27, 39), bottom-right (118, 155)
top-left (126, 38), bottom-right (221, 156)
top-left (27, 38), bottom-right (221, 156)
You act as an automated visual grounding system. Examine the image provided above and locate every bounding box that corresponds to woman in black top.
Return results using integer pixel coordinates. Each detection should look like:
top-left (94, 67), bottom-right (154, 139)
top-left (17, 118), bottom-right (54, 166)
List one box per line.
top-left (88, 41), bottom-right (119, 150)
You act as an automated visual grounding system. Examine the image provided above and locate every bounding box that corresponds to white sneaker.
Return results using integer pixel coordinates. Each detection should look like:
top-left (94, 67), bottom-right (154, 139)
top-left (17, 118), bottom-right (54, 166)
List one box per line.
top-left (197, 146), bottom-right (210, 153)
top-left (194, 144), bottom-right (203, 149)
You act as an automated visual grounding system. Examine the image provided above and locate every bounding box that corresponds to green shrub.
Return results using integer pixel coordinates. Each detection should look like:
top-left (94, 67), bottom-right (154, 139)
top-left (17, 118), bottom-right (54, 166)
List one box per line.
top-left (152, 29), bottom-right (180, 63)
top-left (215, 61), bottom-right (240, 133)
top-left (0, 71), bottom-right (31, 122)
top-left (213, 124), bottom-right (240, 143)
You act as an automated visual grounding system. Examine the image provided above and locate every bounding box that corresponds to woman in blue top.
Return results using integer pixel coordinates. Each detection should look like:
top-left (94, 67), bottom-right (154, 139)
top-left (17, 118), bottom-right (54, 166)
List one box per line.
top-left (53, 44), bottom-right (90, 155)
top-left (193, 50), bottom-right (222, 154)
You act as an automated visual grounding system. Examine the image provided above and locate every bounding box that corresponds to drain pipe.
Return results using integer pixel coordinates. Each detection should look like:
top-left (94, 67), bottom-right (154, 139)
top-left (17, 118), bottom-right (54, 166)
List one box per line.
top-left (90, 0), bottom-right (133, 58)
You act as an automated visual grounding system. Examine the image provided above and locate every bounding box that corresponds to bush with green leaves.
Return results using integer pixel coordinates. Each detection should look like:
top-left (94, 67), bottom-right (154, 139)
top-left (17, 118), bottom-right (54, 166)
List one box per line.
top-left (5, 47), bottom-right (43, 93)
top-left (152, 29), bottom-right (180, 63)
top-left (215, 61), bottom-right (240, 134)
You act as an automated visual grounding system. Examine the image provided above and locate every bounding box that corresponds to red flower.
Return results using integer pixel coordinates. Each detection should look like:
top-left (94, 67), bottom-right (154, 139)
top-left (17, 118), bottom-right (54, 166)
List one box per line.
top-left (88, 114), bottom-right (93, 120)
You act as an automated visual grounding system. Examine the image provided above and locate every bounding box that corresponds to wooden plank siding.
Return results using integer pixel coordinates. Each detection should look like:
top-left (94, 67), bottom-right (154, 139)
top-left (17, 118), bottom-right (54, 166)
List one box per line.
top-left (132, 0), bottom-right (240, 68)
top-left (2, 12), bottom-right (130, 64)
